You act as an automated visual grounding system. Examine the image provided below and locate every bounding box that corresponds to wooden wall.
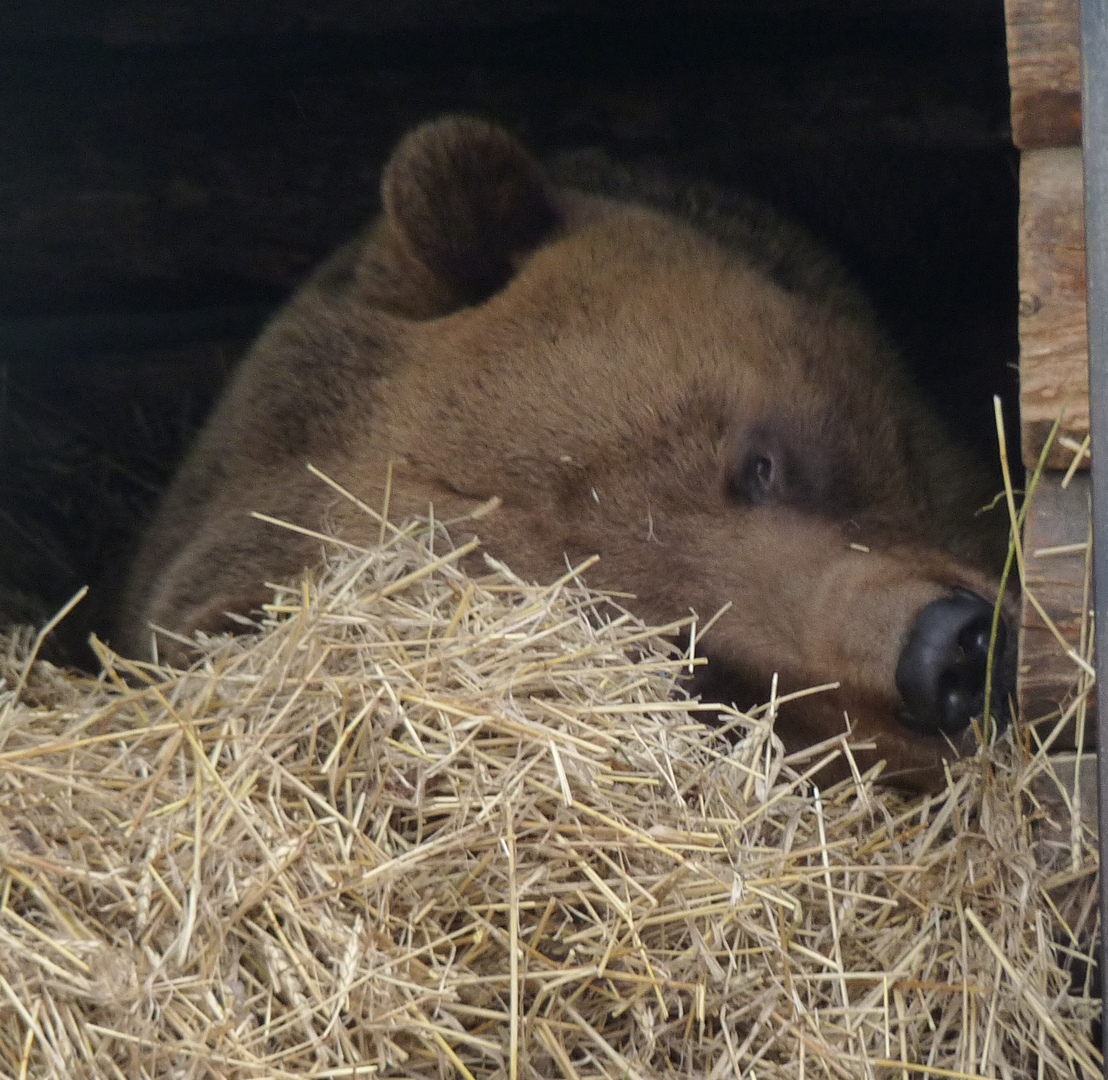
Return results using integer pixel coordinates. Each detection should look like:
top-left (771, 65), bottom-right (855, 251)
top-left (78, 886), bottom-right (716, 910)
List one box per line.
top-left (1005, 0), bottom-right (1095, 735)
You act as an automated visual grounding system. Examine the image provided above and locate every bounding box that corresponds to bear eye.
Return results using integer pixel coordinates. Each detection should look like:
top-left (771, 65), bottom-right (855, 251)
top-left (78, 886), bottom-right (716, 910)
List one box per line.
top-left (728, 451), bottom-right (778, 505)
top-left (751, 455), bottom-right (774, 491)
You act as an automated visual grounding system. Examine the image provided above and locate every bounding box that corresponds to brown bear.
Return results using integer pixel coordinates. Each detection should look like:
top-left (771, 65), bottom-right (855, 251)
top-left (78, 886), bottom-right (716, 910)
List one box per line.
top-left (114, 115), bottom-right (1015, 789)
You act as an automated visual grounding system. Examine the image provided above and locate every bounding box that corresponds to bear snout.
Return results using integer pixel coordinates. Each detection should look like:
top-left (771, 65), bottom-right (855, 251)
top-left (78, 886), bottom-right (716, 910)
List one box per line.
top-left (894, 588), bottom-right (1013, 738)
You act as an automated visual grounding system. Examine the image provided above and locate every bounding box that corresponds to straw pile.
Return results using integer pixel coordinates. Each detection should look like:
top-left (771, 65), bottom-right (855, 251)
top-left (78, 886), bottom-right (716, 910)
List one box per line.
top-left (0, 506), bottom-right (1100, 1079)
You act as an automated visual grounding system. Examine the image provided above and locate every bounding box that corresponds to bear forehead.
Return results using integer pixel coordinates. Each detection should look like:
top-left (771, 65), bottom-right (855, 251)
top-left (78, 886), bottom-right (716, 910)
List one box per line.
top-left (400, 202), bottom-right (892, 426)
top-left (380, 204), bottom-right (907, 511)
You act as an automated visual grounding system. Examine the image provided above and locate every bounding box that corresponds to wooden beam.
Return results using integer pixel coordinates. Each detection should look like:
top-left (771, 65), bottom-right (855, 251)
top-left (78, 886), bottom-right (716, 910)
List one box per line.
top-left (1003, 0), bottom-right (1081, 150)
top-left (1018, 148), bottom-right (1090, 471)
top-left (1019, 471), bottom-right (1095, 744)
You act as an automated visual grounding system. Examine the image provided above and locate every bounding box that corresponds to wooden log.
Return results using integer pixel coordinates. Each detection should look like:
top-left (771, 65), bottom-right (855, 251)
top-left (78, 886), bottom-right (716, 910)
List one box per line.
top-left (1018, 148), bottom-right (1090, 471)
top-left (1018, 471), bottom-right (1095, 746)
top-left (1003, 0), bottom-right (1081, 150)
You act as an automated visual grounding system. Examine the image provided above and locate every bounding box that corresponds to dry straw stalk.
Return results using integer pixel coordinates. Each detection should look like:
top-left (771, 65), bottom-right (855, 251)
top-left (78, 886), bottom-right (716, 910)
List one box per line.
top-left (0, 501), bottom-right (1100, 1079)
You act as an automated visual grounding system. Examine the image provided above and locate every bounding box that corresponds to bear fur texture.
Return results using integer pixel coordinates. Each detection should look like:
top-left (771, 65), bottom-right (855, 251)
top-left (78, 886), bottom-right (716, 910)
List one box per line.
top-left (115, 116), bottom-right (1013, 789)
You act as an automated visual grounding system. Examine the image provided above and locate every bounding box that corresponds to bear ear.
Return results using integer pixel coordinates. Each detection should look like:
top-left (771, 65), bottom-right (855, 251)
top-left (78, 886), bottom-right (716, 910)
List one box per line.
top-left (381, 116), bottom-right (561, 306)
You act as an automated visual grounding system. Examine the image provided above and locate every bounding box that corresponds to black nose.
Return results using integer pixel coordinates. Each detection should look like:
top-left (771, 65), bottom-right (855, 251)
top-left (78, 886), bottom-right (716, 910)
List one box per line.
top-left (895, 587), bottom-right (1009, 737)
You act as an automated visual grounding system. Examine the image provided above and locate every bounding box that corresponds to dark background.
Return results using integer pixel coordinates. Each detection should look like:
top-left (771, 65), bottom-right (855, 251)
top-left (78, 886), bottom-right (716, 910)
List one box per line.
top-left (0, 0), bottom-right (1019, 657)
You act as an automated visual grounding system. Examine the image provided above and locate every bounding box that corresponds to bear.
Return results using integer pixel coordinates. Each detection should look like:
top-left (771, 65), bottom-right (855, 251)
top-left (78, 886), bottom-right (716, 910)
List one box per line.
top-left (113, 115), bottom-right (1015, 790)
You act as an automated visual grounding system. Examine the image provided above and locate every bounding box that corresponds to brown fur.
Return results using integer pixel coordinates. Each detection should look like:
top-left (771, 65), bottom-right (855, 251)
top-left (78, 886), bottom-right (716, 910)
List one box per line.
top-left (115, 116), bottom-right (1012, 789)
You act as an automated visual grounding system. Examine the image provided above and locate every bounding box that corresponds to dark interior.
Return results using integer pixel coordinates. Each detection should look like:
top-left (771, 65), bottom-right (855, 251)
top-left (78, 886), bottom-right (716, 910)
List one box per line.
top-left (0, 0), bottom-right (1019, 660)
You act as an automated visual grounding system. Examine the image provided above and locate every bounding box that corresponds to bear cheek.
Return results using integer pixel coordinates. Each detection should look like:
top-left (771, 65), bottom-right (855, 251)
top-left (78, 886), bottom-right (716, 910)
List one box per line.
top-left (152, 590), bottom-right (273, 668)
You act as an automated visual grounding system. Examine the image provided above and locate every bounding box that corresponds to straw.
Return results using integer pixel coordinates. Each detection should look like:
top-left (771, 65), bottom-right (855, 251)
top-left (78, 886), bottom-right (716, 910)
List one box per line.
top-left (0, 499), bottom-right (1099, 1079)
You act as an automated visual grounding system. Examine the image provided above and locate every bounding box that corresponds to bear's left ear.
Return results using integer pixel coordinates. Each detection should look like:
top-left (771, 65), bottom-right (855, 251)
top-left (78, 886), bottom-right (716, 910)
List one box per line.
top-left (381, 116), bottom-right (562, 306)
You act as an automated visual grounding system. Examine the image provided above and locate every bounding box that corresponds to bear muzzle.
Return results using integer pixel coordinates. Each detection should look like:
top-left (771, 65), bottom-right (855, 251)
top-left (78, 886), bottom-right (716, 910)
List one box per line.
top-left (895, 587), bottom-right (1014, 738)
top-left (677, 582), bottom-right (1016, 784)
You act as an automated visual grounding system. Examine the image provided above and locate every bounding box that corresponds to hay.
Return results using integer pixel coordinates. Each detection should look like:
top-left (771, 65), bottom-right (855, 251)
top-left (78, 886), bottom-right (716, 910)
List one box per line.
top-left (0, 508), bottom-right (1100, 1080)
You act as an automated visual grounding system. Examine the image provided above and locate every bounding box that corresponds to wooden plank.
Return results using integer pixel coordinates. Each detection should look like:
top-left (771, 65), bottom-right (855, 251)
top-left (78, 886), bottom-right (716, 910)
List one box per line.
top-left (0, 34), bottom-right (1011, 330)
top-left (1018, 148), bottom-right (1090, 471)
top-left (0, 1), bottom-right (1003, 44)
top-left (1003, 0), bottom-right (1081, 150)
top-left (1018, 472), bottom-right (1095, 745)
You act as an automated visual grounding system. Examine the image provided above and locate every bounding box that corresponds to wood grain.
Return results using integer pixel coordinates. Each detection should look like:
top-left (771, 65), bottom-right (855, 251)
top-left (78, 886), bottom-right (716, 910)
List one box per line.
top-left (1018, 148), bottom-right (1089, 471)
top-left (1018, 472), bottom-right (1095, 745)
top-left (1003, 0), bottom-right (1081, 149)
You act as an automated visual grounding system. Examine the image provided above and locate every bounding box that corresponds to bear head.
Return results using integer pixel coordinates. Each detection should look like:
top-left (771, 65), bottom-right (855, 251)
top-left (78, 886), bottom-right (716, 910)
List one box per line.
top-left (115, 116), bottom-right (1015, 790)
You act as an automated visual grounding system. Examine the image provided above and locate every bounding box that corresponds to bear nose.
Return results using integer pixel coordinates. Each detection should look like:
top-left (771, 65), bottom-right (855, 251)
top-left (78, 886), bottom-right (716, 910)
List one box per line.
top-left (895, 587), bottom-right (1009, 737)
